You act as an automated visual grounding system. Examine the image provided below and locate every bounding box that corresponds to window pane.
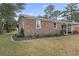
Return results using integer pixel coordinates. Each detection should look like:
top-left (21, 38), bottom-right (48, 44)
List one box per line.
top-left (36, 20), bottom-right (41, 29)
top-left (54, 23), bottom-right (57, 28)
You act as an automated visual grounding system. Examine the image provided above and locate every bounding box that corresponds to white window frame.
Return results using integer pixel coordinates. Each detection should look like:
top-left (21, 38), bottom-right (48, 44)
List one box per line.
top-left (36, 20), bottom-right (41, 29)
top-left (54, 22), bottom-right (57, 29)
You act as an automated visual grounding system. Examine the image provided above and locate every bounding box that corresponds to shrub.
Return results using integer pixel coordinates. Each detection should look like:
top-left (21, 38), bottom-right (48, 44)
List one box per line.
top-left (60, 30), bottom-right (64, 35)
top-left (15, 28), bottom-right (24, 37)
top-left (20, 28), bottom-right (24, 37)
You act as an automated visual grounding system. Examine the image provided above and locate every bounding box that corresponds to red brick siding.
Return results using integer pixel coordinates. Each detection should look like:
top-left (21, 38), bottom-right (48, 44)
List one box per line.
top-left (19, 17), bottom-right (62, 36)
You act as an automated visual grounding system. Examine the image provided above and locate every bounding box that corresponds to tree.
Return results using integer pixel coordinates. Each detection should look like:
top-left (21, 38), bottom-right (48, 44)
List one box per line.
top-left (51, 10), bottom-right (61, 20)
top-left (62, 3), bottom-right (79, 22)
top-left (0, 18), bottom-right (3, 33)
top-left (0, 3), bottom-right (25, 33)
top-left (44, 5), bottom-right (54, 19)
top-left (74, 12), bottom-right (79, 22)
top-left (4, 18), bottom-right (17, 32)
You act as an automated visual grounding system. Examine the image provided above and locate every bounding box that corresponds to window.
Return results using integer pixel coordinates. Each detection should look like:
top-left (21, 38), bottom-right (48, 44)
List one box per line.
top-left (36, 20), bottom-right (41, 29)
top-left (54, 23), bottom-right (57, 29)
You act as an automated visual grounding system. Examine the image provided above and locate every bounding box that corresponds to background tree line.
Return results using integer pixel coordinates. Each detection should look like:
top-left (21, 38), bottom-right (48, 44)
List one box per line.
top-left (39, 3), bottom-right (79, 22)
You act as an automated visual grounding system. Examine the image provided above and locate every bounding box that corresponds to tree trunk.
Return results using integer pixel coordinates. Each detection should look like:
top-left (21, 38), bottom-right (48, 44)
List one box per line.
top-left (0, 18), bottom-right (5, 34)
top-left (0, 21), bottom-right (3, 34)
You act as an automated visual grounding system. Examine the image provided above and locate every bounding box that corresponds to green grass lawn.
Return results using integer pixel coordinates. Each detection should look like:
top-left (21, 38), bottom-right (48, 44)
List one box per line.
top-left (0, 32), bottom-right (79, 56)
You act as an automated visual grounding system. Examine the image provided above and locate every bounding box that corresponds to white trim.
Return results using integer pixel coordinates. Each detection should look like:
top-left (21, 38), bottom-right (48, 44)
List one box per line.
top-left (71, 24), bottom-right (74, 34)
top-left (36, 20), bottom-right (41, 29)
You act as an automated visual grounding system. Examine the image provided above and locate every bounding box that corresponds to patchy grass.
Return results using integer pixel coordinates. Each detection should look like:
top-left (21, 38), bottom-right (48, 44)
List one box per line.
top-left (0, 32), bottom-right (79, 56)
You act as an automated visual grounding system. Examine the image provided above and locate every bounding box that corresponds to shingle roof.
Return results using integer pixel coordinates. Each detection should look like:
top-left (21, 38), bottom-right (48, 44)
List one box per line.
top-left (19, 14), bottom-right (79, 25)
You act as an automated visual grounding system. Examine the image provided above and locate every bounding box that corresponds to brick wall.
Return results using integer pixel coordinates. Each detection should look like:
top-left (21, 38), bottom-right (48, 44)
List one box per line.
top-left (19, 16), bottom-right (62, 36)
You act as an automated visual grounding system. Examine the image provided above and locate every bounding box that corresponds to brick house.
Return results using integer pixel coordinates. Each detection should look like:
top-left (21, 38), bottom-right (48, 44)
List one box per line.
top-left (18, 15), bottom-right (79, 36)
